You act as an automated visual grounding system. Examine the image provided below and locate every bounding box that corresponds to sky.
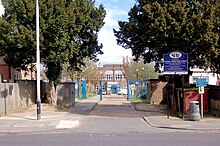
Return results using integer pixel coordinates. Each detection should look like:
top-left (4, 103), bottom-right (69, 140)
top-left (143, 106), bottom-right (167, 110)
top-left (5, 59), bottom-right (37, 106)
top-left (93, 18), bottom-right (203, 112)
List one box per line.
top-left (0, 1), bottom-right (3, 16)
top-left (95, 0), bottom-right (135, 65)
top-left (0, 0), bottom-right (135, 65)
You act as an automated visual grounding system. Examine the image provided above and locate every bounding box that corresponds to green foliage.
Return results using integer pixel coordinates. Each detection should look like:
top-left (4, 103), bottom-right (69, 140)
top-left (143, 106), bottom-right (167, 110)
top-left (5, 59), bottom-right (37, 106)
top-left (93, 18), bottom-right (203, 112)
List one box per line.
top-left (114, 0), bottom-right (220, 73)
top-left (0, 0), bottom-right (106, 84)
top-left (125, 60), bottom-right (159, 80)
top-left (62, 58), bottom-right (99, 85)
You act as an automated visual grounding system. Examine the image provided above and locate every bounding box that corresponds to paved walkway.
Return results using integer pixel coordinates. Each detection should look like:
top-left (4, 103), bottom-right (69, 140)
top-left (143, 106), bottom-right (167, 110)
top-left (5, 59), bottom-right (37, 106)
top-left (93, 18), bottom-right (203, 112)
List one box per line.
top-left (0, 95), bottom-right (220, 134)
top-left (0, 95), bottom-right (100, 134)
top-left (134, 103), bottom-right (220, 130)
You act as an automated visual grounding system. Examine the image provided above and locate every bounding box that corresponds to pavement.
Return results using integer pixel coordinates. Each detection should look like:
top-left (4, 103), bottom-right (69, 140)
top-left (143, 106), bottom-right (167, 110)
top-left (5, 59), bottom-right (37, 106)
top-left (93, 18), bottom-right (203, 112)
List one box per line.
top-left (0, 95), bottom-right (220, 134)
top-left (134, 103), bottom-right (220, 131)
top-left (0, 95), bottom-right (100, 134)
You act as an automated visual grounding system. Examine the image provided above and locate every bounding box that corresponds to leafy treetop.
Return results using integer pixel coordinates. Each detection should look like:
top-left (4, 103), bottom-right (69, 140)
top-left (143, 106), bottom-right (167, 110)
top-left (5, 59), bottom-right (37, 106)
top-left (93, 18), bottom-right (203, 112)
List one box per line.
top-left (114, 0), bottom-right (220, 73)
top-left (0, 0), bottom-right (106, 84)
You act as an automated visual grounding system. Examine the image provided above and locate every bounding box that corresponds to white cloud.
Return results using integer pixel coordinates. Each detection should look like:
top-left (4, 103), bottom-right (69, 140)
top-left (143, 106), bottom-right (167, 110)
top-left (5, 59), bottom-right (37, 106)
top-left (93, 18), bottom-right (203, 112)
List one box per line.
top-left (98, 8), bottom-right (132, 65)
top-left (103, 10), bottom-right (118, 28)
top-left (103, 9), bottom-right (126, 28)
top-left (0, 1), bottom-right (4, 16)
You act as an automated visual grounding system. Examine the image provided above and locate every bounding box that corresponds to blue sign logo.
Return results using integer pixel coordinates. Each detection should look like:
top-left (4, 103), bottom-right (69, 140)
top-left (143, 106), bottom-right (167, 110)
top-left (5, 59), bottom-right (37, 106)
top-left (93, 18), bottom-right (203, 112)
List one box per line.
top-left (163, 51), bottom-right (188, 75)
top-left (169, 51), bottom-right (182, 59)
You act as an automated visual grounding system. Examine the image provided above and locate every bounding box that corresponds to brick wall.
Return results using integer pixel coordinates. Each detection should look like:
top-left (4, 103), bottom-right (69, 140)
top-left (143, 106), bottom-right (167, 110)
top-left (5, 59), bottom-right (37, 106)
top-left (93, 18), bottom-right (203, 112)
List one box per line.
top-left (0, 64), bottom-right (10, 81)
top-left (0, 64), bottom-right (22, 81)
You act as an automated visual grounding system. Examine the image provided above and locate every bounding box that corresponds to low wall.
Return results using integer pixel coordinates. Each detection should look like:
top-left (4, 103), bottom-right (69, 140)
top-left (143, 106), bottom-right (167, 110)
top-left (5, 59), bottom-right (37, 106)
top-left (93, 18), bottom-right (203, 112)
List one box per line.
top-left (57, 82), bottom-right (75, 108)
top-left (0, 80), bottom-right (36, 115)
top-left (0, 81), bottom-right (76, 115)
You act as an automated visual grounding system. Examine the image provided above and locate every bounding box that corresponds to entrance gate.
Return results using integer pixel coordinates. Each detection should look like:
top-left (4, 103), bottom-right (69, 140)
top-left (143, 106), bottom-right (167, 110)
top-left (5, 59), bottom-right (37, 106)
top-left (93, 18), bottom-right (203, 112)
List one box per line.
top-left (111, 85), bottom-right (120, 94)
top-left (99, 80), bottom-right (146, 101)
top-left (127, 80), bottom-right (146, 100)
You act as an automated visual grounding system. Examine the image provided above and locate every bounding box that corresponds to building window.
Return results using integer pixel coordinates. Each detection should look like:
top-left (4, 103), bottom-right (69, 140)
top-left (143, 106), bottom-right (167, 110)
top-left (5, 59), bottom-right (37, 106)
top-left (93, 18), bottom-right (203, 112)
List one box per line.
top-left (116, 74), bottom-right (122, 80)
top-left (14, 74), bottom-right (19, 80)
top-left (0, 74), bottom-right (3, 83)
top-left (107, 74), bottom-right (113, 80)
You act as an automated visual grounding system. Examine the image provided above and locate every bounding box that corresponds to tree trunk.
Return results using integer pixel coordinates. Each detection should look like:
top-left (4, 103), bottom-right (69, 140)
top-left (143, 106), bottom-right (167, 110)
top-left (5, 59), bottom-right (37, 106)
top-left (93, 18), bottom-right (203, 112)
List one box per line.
top-left (47, 82), bottom-right (57, 106)
top-left (51, 84), bottom-right (57, 106)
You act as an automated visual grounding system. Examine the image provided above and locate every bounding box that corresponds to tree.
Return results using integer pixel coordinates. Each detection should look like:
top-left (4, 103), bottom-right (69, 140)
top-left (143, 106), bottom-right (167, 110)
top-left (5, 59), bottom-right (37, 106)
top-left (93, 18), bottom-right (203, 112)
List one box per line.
top-left (0, 0), bottom-right (106, 105)
top-left (114, 0), bottom-right (220, 73)
top-left (62, 58), bottom-right (99, 95)
top-left (125, 60), bottom-right (159, 80)
top-left (62, 58), bottom-right (99, 84)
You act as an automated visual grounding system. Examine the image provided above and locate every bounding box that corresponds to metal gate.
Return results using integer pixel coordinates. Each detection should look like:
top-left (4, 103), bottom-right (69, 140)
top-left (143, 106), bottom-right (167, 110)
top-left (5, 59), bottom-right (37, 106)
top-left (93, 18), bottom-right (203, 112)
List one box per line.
top-left (127, 80), bottom-right (146, 100)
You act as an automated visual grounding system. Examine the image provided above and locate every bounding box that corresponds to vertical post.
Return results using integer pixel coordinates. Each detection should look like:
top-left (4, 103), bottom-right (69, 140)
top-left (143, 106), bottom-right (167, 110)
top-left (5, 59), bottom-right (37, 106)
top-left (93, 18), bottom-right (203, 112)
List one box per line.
top-left (77, 72), bottom-right (80, 98)
top-left (201, 89), bottom-right (204, 119)
top-left (144, 68), bottom-right (147, 96)
top-left (136, 69), bottom-right (139, 80)
top-left (127, 80), bottom-right (130, 100)
top-left (113, 66), bottom-right (115, 82)
top-left (4, 83), bottom-right (6, 115)
top-left (36, 0), bottom-right (41, 120)
top-left (82, 80), bottom-right (86, 99)
top-left (182, 75), bottom-right (184, 120)
top-left (100, 80), bottom-right (102, 101)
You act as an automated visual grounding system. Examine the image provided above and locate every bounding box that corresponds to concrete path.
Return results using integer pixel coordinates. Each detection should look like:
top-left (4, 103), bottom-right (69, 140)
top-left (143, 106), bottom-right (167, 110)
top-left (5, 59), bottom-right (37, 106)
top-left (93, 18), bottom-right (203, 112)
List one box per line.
top-left (0, 95), bottom-right (100, 134)
top-left (74, 95), bottom-right (151, 133)
top-left (0, 94), bottom-right (220, 134)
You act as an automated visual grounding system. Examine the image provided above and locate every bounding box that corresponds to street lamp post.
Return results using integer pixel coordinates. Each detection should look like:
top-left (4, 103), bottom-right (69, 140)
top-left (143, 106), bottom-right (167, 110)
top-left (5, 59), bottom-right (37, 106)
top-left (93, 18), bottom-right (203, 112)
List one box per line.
top-left (36, 0), bottom-right (41, 120)
top-left (136, 69), bottom-right (139, 80)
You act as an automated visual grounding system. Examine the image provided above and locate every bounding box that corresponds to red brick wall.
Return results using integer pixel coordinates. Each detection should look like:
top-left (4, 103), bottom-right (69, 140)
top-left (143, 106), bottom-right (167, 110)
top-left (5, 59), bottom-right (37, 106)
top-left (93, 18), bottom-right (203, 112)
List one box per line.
top-left (101, 64), bottom-right (125, 81)
top-left (0, 64), bottom-right (10, 81)
top-left (0, 65), bottom-right (22, 81)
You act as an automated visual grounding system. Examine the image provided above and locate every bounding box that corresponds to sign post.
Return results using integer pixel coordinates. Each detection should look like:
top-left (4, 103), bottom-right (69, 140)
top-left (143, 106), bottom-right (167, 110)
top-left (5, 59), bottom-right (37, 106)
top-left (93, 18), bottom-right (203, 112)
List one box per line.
top-left (196, 78), bottom-right (207, 119)
top-left (100, 80), bottom-right (102, 101)
top-left (163, 51), bottom-right (188, 119)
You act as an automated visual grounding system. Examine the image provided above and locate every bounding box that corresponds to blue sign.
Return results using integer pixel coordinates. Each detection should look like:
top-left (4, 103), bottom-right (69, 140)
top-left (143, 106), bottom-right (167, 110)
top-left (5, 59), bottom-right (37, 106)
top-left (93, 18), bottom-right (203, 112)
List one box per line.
top-left (163, 51), bottom-right (188, 75)
top-left (196, 78), bottom-right (207, 87)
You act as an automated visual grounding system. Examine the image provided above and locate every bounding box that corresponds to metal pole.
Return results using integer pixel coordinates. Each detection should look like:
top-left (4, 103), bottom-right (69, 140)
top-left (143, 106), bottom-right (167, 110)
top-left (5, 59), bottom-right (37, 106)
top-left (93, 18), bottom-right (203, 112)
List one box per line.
top-left (36, 0), bottom-right (41, 120)
top-left (127, 80), bottom-right (130, 100)
top-left (100, 80), bottom-right (102, 101)
top-left (201, 91), bottom-right (204, 119)
top-left (182, 75), bottom-right (184, 120)
top-left (113, 66), bottom-right (115, 82)
top-left (144, 68), bottom-right (146, 96)
top-left (82, 80), bottom-right (86, 99)
top-left (77, 79), bottom-right (79, 98)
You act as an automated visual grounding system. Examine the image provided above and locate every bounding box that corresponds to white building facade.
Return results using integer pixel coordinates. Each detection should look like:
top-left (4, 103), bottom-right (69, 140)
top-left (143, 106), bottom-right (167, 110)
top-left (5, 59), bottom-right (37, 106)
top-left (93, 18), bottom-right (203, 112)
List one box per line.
top-left (189, 68), bottom-right (219, 85)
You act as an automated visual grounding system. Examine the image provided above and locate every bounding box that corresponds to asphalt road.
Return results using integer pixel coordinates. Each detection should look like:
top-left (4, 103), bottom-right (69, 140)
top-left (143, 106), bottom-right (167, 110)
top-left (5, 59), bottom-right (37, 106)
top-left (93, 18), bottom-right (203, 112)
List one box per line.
top-left (1, 95), bottom-right (220, 146)
top-left (0, 131), bottom-right (220, 146)
top-left (73, 95), bottom-right (155, 133)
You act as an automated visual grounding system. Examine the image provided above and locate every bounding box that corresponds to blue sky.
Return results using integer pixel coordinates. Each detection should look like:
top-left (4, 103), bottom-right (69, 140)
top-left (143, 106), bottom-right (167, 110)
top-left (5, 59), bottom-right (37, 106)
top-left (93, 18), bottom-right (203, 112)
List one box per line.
top-left (0, 1), bottom-right (3, 15)
top-left (95, 0), bottom-right (135, 65)
top-left (0, 0), bottom-right (135, 65)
